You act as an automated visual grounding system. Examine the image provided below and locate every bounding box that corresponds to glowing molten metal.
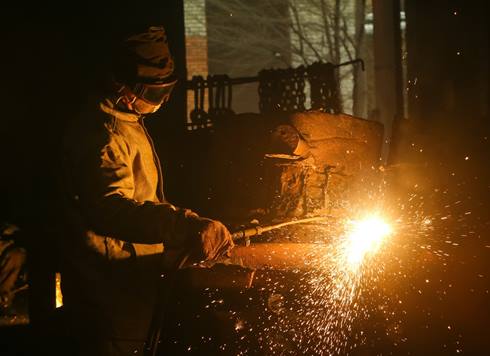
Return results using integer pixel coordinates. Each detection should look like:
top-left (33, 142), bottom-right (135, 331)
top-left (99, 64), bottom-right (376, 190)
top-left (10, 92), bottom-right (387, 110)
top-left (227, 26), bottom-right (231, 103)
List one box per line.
top-left (343, 215), bottom-right (392, 271)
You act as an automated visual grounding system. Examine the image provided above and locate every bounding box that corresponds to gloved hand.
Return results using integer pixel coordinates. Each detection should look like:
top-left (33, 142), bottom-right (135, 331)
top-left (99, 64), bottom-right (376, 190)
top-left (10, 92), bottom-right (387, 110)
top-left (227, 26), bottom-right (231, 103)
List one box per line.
top-left (0, 246), bottom-right (26, 308)
top-left (183, 212), bottom-right (235, 263)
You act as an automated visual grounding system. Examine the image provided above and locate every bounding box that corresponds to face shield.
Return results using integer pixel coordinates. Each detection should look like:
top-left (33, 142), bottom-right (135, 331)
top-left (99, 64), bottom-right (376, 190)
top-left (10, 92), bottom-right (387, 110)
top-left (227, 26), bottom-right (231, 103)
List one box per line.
top-left (131, 77), bottom-right (178, 106)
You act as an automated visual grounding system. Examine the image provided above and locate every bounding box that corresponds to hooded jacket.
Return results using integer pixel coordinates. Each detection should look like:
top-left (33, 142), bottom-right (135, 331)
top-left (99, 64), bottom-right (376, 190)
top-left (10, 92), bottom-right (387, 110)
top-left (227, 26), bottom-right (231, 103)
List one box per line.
top-left (59, 98), bottom-right (187, 341)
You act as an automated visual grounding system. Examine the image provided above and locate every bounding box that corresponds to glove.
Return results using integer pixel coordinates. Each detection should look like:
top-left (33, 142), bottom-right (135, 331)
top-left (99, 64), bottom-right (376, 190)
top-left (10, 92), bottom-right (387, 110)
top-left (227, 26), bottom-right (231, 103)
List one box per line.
top-left (0, 246), bottom-right (27, 308)
top-left (184, 214), bottom-right (235, 263)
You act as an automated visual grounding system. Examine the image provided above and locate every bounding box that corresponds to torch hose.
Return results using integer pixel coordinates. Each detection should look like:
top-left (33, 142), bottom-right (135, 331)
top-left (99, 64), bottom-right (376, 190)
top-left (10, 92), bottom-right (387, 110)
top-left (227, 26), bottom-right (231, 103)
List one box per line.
top-left (231, 216), bottom-right (332, 241)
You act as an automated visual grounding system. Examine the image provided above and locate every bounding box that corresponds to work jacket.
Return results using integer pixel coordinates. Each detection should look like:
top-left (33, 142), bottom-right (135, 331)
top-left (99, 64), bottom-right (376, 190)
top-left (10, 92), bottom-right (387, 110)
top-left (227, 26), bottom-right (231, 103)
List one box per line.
top-left (59, 98), bottom-right (187, 343)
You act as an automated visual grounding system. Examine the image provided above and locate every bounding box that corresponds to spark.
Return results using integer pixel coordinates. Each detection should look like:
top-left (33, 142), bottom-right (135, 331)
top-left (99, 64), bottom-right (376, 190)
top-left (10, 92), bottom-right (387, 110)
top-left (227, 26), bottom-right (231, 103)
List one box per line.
top-left (342, 215), bottom-right (393, 272)
top-left (221, 183), bottom-right (482, 355)
top-left (275, 213), bottom-right (396, 354)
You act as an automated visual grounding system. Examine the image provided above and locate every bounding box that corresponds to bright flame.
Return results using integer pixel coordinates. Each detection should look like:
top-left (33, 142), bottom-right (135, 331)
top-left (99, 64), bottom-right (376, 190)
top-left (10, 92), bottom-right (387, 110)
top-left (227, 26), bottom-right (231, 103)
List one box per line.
top-left (343, 215), bottom-right (392, 271)
top-left (55, 272), bottom-right (63, 308)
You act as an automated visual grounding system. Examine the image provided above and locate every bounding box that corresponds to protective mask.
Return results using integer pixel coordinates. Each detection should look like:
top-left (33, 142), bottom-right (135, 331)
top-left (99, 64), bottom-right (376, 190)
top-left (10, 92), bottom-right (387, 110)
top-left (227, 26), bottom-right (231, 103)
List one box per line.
top-left (131, 78), bottom-right (177, 106)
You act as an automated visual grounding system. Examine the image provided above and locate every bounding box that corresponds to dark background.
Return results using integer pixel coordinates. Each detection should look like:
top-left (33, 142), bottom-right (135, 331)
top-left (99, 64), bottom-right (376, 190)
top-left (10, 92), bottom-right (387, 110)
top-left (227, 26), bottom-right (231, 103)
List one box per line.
top-left (0, 1), bottom-right (188, 224)
top-left (0, 0), bottom-right (487, 224)
top-left (0, 0), bottom-right (488, 355)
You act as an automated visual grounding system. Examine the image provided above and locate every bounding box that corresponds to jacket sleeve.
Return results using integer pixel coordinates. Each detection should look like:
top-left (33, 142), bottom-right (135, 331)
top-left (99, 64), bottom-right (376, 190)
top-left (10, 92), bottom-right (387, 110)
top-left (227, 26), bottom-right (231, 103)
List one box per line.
top-left (70, 129), bottom-right (187, 246)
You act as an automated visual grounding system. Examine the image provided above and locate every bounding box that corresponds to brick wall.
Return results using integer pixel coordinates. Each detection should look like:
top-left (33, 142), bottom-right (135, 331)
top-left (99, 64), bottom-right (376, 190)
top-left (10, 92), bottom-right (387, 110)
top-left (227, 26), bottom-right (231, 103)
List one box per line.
top-left (184, 0), bottom-right (208, 77)
top-left (185, 36), bottom-right (208, 77)
top-left (184, 0), bottom-right (209, 122)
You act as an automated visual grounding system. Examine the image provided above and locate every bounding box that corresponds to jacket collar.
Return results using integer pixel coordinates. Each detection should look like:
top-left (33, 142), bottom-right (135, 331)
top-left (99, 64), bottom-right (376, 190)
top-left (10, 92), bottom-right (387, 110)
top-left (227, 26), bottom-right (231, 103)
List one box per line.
top-left (99, 99), bottom-right (141, 123)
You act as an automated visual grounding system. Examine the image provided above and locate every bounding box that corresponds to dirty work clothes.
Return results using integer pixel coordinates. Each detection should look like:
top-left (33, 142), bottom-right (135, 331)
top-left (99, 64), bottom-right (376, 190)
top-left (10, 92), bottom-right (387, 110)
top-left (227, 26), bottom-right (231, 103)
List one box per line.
top-left (59, 98), bottom-right (187, 348)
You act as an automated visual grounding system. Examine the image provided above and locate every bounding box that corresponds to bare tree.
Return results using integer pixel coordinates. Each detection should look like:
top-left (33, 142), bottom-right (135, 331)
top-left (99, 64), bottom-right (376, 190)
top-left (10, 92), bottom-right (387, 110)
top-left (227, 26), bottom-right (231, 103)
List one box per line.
top-left (185, 0), bottom-right (368, 114)
top-left (205, 0), bottom-right (292, 76)
top-left (287, 0), bottom-right (367, 113)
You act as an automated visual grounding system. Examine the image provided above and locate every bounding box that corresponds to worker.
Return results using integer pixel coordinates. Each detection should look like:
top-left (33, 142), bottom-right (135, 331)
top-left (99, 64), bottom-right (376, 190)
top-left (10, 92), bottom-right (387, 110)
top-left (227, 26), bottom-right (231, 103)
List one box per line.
top-left (58, 25), bottom-right (234, 355)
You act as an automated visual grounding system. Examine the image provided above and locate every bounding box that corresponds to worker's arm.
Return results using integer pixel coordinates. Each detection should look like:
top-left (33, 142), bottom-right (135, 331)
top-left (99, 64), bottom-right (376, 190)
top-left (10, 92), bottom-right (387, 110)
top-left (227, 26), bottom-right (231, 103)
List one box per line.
top-left (67, 128), bottom-right (233, 259)
top-left (68, 130), bottom-right (185, 246)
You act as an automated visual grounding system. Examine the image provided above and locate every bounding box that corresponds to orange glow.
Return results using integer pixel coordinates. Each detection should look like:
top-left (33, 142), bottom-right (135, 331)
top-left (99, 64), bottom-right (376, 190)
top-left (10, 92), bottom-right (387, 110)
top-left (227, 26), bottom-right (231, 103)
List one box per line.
top-left (343, 215), bottom-right (392, 271)
top-left (55, 272), bottom-right (63, 308)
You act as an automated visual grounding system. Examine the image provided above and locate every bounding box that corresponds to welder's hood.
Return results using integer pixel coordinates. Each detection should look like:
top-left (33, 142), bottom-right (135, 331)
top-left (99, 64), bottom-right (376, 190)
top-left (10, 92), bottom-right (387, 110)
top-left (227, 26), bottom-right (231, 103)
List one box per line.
top-left (112, 25), bottom-right (175, 84)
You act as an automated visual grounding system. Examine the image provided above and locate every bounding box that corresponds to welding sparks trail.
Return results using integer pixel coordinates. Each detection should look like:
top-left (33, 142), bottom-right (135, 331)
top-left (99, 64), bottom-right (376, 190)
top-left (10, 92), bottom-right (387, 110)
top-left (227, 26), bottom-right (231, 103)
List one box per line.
top-left (225, 184), bottom-right (485, 355)
top-left (308, 215), bottom-right (393, 352)
top-left (342, 215), bottom-right (393, 272)
top-left (260, 214), bottom-right (396, 355)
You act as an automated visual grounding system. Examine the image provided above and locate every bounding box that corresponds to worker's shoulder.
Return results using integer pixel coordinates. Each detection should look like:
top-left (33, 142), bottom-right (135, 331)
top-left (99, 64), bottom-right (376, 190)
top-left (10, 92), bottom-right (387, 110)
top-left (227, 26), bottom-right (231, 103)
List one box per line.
top-left (63, 101), bottom-right (122, 153)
